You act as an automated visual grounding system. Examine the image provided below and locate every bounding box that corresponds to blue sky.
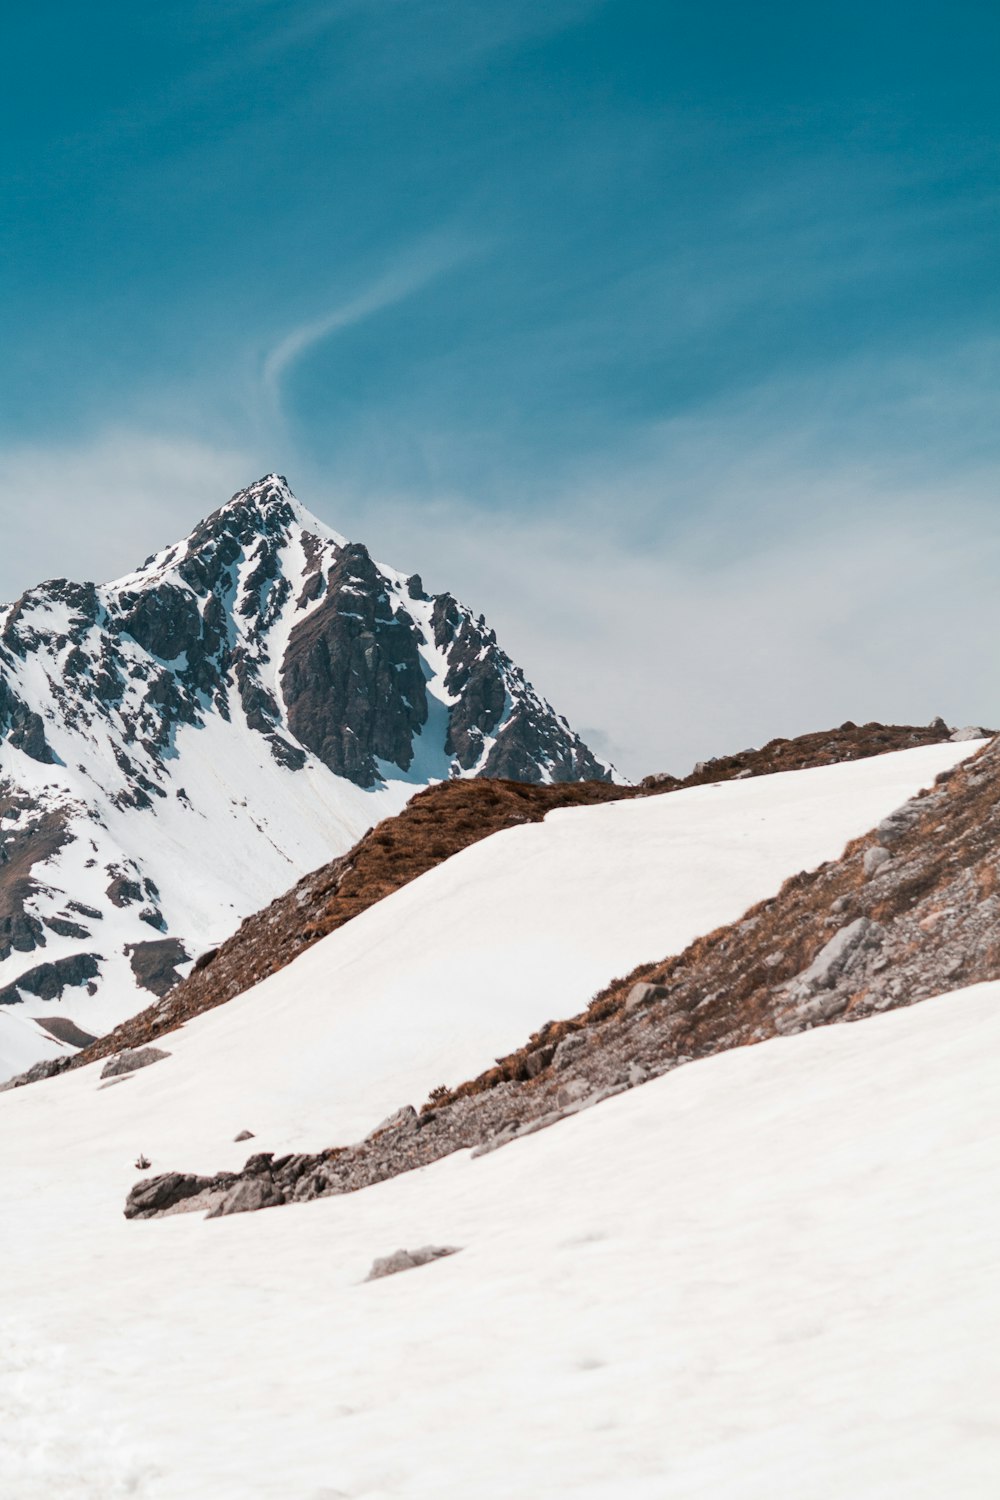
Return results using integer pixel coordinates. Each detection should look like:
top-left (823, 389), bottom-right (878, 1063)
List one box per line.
top-left (3, 1), bottom-right (999, 773)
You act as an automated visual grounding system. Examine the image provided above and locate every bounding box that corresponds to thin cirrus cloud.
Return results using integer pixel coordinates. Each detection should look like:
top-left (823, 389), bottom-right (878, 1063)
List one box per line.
top-left (260, 236), bottom-right (479, 413)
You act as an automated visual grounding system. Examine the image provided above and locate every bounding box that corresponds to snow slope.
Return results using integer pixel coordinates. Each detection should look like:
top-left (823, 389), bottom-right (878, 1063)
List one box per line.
top-left (1, 739), bottom-right (974, 1164)
top-left (0, 740), bottom-right (987, 1499)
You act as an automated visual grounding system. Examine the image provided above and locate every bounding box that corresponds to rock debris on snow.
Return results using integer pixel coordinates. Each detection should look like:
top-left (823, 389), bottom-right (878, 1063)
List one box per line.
top-left (99, 1047), bottom-right (171, 1079)
top-left (365, 1246), bottom-right (461, 1281)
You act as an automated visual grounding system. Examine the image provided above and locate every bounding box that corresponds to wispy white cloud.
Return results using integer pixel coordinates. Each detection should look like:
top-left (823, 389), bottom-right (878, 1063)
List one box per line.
top-left (261, 236), bottom-right (477, 410)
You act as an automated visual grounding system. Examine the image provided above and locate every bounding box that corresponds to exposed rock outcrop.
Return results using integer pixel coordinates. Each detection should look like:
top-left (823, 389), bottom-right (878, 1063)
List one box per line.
top-left (365, 1246), bottom-right (460, 1281)
top-left (0, 952), bottom-right (101, 1006)
top-left (100, 1047), bottom-right (170, 1080)
top-left (127, 939), bottom-right (189, 997)
top-left (282, 543), bottom-right (427, 786)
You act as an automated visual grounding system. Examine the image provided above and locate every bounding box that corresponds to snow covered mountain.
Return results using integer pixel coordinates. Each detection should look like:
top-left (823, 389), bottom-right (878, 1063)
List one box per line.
top-left (0, 475), bottom-right (610, 1076)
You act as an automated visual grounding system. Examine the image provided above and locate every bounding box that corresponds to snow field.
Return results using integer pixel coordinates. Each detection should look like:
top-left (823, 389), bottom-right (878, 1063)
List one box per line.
top-left (0, 739), bottom-right (989, 1496)
top-left (19, 738), bottom-right (973, 1177)
top-left (4, 981), bottom-right (1000, 1497)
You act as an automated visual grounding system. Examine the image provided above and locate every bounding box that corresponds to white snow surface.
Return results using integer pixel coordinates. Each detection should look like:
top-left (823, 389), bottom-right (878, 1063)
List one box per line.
top-left (1, 740), bottom-right (993, 1497)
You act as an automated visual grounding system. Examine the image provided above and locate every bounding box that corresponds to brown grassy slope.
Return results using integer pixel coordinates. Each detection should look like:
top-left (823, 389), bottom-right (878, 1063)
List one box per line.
top-left (127, 731), bottom-right (999, 1220)
top-left (80, 718), bottom-right (956, 1068)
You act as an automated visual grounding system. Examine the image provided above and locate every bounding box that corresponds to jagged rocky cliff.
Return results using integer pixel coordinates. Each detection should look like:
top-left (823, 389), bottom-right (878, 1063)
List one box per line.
top-left (0, 475), bottom-right (610, 1077)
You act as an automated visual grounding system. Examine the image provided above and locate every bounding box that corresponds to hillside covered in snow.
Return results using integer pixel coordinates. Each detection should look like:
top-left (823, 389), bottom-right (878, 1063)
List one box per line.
top-left (0, 476), bottom-right (609, 1078)
top-left (2, 739), bottom-right (994, 1498)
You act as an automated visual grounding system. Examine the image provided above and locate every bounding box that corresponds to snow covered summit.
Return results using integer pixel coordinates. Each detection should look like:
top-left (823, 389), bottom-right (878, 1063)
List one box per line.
top-left (0, 475), bottom-right (611, 1077)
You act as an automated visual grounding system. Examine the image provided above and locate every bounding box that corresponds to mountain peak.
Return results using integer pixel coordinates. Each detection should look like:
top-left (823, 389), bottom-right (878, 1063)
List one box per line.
top-left (219, 472), bottom-right (293, 520)
top-left (125, 474), bottom-right (346, 590)
top-left (193, 473), bottom-right (346, 554)
top-left (0, 474), bottom-right (615, 1073)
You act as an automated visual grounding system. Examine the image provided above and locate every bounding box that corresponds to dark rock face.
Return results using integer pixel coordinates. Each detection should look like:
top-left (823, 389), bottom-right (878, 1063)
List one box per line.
top-left (106, 875), bottom-right (144, 908)
top-left (127, 939), bottom-right (190, 996)
top-left (44, 915), bottom-right (92, 940)
top-left (119, 584), bottom-right (204, 663)
top-left (282, 544), bottom-right (428, 787)
top-left (431, 592), bottom-right (610, 783)
top-left (0, 952), bottom-right (101, 1005)
top-left (433, 597), bottom-right (508, 771)
top-left (0, 676), bottom-right (54, 764)
top-left (124, 1171), bottom-right (217, 1218)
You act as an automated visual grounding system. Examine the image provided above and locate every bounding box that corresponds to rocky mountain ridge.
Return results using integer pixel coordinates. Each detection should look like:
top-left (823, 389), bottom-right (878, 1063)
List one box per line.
top-left (0, 475), bottom-right (609, 1078)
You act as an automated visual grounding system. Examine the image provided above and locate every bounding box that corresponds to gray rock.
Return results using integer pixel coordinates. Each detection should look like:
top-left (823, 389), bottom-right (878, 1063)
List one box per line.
top-left (625, 981), bottom-right (668, 1012)
top-left (367, 1104), bottom-right (418, 1140)
top-left (471, 1124), bottom-right (521, 1158)
top-left (950, 726), bottom-right (991, 742)
top-left (124, 1170), bottom-right (214, 1219)
top-left (863, 845), bottom-right (892, 877)
top-left (208, 1177), bottom-right (284, 1217)
top-left (551, 1032), bottom-right (587, 1069)
top-left (524, 1046), bottom-right (555, 1079)
top-left (0, 1055), bottom-right (73, 1091)
top-left (876, 805), bottom-right (919, 842)
top-left (233, 1129), bottom-right (255, 1142)
top-left (775, 989), bottom-right (849, 1034)
top-left (100, 1046), bottom-right (171, 1079)
top-left (555, 1078), bottom-right (592, 1108)
top-left (366, 1245), bottom-right (460, 1281)
top-left (791, 917), bottom-right (884, 996)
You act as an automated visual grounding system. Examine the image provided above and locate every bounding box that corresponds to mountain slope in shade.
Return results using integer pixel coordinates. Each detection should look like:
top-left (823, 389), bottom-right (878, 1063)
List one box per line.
top-left (0, 475), bottom-right (610, 1077)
